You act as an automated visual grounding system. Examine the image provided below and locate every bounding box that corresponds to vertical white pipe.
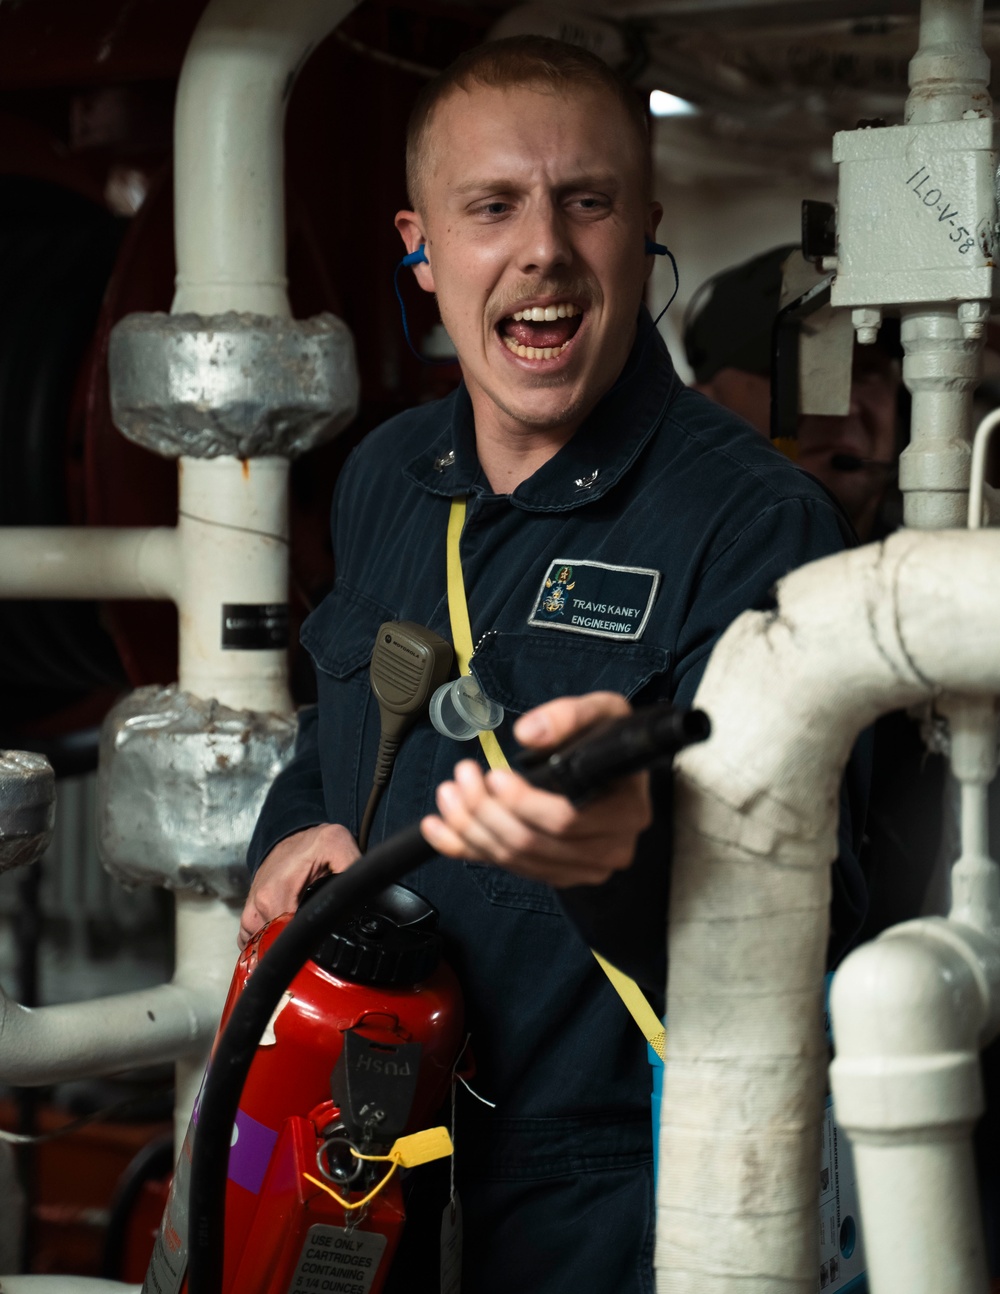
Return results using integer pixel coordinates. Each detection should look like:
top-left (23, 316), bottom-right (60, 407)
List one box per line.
top-left (172, 0), bottom-right (358, 317)
top-left (171, 892), bottom-right (240, 1146)
top-left (968, 408), bottom-right (1000, 528)
top-left (898, 307), bottom-right (982, 530)
top-left (945, 694), bottom-right (1000, 935)
top-left (830, 919), bottom-right (998, 1294)
top-left (907, 0), bottom-right (989, 124)
top-left (176, 456), bottom-right (292, 715)
top-left (853, 1139), bottom-right (985, 1291)
top-left (166, 0), bottom-right (356, 1152)
top-left (895, 0), bottom-right (991, 530)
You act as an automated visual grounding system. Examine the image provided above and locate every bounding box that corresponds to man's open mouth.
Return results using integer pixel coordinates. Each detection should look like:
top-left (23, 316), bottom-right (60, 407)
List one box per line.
top-left (497, 302), bottom-right (584, 361)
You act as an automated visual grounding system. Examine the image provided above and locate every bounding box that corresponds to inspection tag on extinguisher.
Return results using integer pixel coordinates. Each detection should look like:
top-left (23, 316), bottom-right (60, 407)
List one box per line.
top-left (288, 1224), bottom-right (386, 1294)
top-left (440, 1194), bottom-right (462, 1294)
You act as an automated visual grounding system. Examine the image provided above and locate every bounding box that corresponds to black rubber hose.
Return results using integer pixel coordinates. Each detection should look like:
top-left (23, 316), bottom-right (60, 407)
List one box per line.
top-left (188, 822), bottom-right (432, 1294)
top-left (187, 702), bottom-right (709, 1294)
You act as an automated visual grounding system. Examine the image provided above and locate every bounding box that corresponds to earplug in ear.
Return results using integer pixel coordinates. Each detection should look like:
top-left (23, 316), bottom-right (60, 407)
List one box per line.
top-left (394, 244), bottom-right (452, 366)
top-left (645, 237), bottom-right (669, 256)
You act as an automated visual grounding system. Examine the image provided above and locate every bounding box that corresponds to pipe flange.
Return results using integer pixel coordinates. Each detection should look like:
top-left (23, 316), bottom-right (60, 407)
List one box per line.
top-left (108, 311), bottom-right (360, 460)
top-left (97, 685), bottom-right (296, 900)
top-left (0, 751), bottom-right (55, 872)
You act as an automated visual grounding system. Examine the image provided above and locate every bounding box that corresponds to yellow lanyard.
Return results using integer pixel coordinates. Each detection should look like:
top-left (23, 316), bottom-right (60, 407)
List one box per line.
top-left (445, 496), bottom-right (666, 1060)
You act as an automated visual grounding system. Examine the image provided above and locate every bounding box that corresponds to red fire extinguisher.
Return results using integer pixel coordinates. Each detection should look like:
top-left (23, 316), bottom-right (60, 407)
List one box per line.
top-left (144, 883), bottom-right (464, 1294)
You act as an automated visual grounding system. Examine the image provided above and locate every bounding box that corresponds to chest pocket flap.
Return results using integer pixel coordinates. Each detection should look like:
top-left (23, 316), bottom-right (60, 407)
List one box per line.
top-left (471, 631), bottom-right (671, 716)
top-left (301, 582), bottom-right (398, 679)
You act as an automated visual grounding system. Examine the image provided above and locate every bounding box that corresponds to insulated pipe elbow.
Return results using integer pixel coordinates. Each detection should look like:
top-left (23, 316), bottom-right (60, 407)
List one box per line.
top-left (172, 0), bottom-right (359, 316)
top-left (658, 528), bottom-right (1000, 1293)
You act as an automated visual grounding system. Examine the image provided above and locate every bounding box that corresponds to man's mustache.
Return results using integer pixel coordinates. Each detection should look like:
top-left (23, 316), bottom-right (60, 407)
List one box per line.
top-left (488, 280), bottom-right (596, 325)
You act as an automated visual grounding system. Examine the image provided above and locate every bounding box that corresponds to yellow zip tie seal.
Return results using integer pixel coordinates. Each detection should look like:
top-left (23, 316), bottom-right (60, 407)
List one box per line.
top-left (304, 1165), bottom-right (397, 1211)
top-left (303, 1127), bottom-right (454, 1210)
top-left (388, 1126), bottom-right (454, 1168)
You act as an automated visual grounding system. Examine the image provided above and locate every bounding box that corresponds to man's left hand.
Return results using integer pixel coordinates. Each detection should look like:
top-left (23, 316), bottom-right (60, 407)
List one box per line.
top-left (420, 692), bottom-right (652, 887)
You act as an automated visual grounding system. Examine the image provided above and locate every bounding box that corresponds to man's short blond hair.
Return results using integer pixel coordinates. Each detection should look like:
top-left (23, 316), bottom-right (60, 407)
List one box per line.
top-left (405, 35), bottom-right (651, 213)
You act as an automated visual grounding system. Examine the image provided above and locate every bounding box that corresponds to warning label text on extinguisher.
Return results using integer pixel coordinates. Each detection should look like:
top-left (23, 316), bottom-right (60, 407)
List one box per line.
top-left (288, 1225), bottom-right (387, 1294)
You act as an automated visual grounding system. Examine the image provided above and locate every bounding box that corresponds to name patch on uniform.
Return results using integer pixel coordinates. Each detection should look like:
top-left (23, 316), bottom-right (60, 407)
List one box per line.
top-left (527, 560), bottom-right (660, 641)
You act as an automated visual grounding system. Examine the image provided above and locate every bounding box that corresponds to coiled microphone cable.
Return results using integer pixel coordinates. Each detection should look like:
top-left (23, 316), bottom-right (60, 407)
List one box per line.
top-left (187, 701), bottom-right (710, 1294)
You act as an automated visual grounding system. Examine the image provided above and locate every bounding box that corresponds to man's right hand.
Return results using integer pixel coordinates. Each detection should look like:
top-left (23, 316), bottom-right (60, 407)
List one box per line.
top-left (238, 824), bottom-right (360, 950)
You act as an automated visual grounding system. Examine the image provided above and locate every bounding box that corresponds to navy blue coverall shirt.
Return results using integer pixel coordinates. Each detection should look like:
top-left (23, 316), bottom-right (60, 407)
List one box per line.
top-left (248, 311), bottom-right (869, 1294)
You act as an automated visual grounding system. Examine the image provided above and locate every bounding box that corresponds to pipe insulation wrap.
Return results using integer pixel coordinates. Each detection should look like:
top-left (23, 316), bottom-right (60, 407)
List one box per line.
top-left (0, 751), bottom-right (54, 872)
top-left (658, 528), bottom-right (1000, 1293)
top-left (172, 0), bottom-right (359, 317)
top-left (97, 685), bottom-right (295, 898)
top-left (109, 313), bottom-right (359, 460)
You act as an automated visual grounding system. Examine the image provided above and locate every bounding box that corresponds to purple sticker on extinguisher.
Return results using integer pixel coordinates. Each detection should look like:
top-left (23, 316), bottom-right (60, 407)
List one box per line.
top-left (227, 1107), bottom-right (279, 1194)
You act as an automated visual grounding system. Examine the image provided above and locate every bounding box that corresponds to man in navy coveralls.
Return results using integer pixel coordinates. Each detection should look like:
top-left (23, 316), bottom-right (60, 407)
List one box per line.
top-left (240, 37), bottom-right (867, 1293)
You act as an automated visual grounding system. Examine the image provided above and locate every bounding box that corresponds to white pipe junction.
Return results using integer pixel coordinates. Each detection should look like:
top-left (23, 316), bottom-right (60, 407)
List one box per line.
top-left (0, 0), bottom-right (356, 1150)
top-left (657, 528), bottom-right (1000, 1293)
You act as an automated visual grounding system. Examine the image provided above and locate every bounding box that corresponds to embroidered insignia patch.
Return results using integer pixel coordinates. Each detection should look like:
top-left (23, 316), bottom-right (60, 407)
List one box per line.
top-left (527, 559), bottom-right (660, 640)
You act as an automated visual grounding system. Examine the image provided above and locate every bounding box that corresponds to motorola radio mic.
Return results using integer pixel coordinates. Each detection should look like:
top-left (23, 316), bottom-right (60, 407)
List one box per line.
top-left (359, 621), bottom-right (453, 850)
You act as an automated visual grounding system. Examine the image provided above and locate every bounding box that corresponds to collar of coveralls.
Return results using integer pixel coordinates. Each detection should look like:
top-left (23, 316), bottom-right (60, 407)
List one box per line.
top-left (404, 307), bottom-right (683, 513)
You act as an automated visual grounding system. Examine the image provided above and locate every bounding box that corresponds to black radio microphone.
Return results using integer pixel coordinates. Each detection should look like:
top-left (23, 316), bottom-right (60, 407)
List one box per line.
top-left (359, 621), bottom-right (453, 850)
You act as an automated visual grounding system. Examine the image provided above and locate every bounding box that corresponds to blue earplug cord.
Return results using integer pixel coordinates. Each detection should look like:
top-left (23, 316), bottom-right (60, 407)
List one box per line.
top-left (394, 244), bottom-right (454, 366)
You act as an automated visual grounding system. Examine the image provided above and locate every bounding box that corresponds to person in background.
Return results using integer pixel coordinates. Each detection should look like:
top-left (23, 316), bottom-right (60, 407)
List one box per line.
top-left (685, 242), bottom-right (948, 946)
top-left (684, 243), bottom-right (903, 542)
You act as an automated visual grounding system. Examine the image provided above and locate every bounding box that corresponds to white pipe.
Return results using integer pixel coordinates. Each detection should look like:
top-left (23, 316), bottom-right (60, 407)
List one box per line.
top-left (0, 528), bottom-right (177, 601)
top-left (944, 692), bottom-right (1000, 935)
top-left (907, 0), bottom-right (988, 125)
top-left (0, 1280), bottom-right (140, 1294)
top-left (176, 455), bottom-right (292, 715)
top-left (898, 306), bottom-right (982, 530)
top-left (0, 982), bottom-right (206, 1084)
top-left (830, 915), bottom-right (1000, 1294)
top-left (894, 1), bottom-right (992, 529)
top-left (0, 895), bottom-right (236, 1111)
top-left (170, 892), bottom-right (240, 1145)
top-left (657, 527), bottom-right (1000, 1292)
top-left (172, 0), bottom-right (359, 317)
top-left (0, 461), bottom-right (292, 715)
top-left (968, 407), bottom-right (1000, 529)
